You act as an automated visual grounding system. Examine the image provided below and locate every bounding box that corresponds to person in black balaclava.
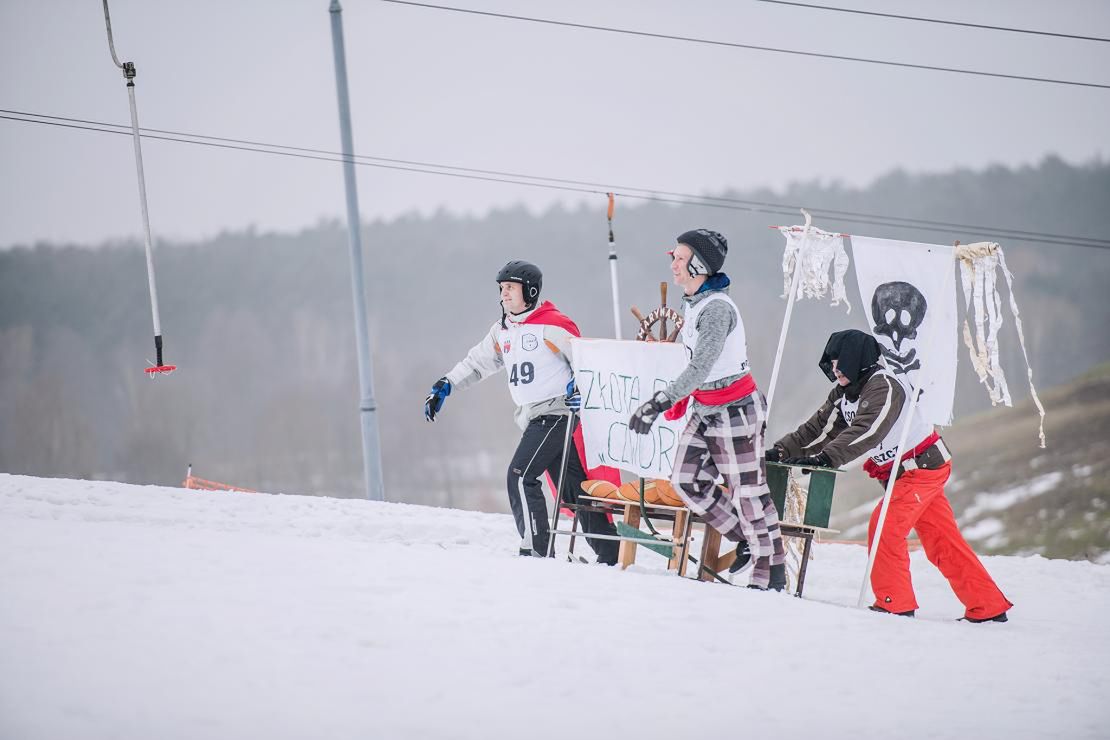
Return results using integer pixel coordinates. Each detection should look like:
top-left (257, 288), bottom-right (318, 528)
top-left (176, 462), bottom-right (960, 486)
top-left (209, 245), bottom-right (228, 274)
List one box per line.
top-left (766, 329), bottom-right (1012, 622)
top-left (818, 329), bottom-right (883, 397)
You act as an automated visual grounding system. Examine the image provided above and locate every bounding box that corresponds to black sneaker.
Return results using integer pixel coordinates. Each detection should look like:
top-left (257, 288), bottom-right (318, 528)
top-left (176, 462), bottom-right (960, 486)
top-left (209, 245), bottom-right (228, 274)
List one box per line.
top-left (960, 612), bottom-right (1009, 623)
top-left (869, 605), bottom-right (916, 617)
top-left (727, 541), bottom-right (752, 574)
top-left (519, 547), bottom-right (544, 557)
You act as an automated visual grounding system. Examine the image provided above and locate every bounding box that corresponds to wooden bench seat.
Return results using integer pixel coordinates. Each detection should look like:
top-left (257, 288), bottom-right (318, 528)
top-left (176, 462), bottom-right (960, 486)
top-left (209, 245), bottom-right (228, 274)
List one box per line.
top-left (565, 462), bottom-right (841, 596)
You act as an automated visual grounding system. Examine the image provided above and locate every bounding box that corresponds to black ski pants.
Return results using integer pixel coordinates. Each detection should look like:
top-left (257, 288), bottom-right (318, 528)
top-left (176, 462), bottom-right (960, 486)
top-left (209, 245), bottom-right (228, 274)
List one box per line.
top-left (507, 414), bottom-right (619, 564)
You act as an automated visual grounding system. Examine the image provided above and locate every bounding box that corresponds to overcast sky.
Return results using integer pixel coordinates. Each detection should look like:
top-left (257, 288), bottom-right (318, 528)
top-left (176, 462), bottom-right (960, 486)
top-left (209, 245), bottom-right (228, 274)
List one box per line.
top-left (1, 0), bottom-right (1108, 247)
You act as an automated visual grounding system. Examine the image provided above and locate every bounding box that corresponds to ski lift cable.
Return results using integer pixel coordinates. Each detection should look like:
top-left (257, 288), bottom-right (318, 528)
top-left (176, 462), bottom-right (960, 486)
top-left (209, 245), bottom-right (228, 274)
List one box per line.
top-left (5, 109), bottom-right (1108, 249)
top-left (3, 111), bottom-right (1109, 251)
top-left (8, 108), bottom-right (1108, 247)
top-left (378, 1), bottom-right (1110, 91)
top-left (753, 1), bottom-right (1110, 44)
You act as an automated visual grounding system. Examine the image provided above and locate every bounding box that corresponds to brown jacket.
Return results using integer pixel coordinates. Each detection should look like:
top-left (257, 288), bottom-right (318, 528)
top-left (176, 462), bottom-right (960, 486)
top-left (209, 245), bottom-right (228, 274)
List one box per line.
top-left (775, 369), bottom-right (907, 468)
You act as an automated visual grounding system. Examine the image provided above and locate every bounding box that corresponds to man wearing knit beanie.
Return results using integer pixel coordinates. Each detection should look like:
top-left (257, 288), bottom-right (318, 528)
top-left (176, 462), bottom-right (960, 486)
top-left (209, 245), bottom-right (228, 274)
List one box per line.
top-left (628, 228), bottom-right (786, 590)
top-left (676, 229), bottom-right (728, 276)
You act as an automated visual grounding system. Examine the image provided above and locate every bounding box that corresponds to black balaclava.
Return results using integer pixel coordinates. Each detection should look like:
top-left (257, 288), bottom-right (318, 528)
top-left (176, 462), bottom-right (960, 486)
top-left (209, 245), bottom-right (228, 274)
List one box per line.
top-left (819, 329), bottom-right (882, 385)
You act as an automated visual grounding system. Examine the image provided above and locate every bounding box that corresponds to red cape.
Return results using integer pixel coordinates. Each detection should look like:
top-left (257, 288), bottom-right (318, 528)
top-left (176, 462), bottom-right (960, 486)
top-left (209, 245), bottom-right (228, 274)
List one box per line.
top-left (522, 301), bottom-right (581, 337)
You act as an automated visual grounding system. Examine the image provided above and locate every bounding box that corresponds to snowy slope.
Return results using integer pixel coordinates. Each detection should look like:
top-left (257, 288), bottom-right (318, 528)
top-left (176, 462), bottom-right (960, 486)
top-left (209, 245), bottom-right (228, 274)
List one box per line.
top-left (1, 474), bottom-right (1107, 740)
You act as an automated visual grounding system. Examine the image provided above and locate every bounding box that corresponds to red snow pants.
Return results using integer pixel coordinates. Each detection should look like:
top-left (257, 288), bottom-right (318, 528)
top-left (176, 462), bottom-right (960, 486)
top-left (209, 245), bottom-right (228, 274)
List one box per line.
top-left (867, 462), bottom-right (1012, 619)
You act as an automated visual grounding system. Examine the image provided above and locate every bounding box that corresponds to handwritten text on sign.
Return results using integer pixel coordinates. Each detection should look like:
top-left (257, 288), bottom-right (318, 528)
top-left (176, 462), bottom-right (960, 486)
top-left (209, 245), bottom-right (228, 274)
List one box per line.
top-left (569, 338), bottom-right (689, 479)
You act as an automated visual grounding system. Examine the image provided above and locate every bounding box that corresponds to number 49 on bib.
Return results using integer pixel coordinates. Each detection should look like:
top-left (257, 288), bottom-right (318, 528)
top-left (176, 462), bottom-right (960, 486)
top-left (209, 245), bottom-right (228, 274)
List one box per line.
top-left (509, 362), bottom-right (535, 386)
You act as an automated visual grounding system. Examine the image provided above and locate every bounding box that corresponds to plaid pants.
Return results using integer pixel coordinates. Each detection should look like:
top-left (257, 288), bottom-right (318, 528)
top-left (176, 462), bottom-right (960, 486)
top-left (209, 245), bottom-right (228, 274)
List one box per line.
top-left (670, 392), bottom-right (785, 586)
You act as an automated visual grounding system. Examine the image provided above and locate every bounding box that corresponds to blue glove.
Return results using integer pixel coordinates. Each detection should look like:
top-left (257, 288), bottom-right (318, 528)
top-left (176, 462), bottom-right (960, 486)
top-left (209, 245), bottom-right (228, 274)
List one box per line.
top-left (424, 378), bottom-right (451, 422)
top-left (565, 379), bottom-right (581, 411)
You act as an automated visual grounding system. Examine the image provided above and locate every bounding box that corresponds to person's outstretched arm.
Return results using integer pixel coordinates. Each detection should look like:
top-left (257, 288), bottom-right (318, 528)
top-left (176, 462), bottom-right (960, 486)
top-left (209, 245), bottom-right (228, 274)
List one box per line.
top-left (425, 325), bottom-right (504, 422)
top-left (445, 324), bottom-right (504, 391)
top-left (773, 389), bottom-right (840, 459)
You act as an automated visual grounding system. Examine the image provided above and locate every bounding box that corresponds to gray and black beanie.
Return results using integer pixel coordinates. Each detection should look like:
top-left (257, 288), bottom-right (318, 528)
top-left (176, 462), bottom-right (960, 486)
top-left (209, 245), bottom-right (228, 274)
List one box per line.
top-left (676, 229), bottom-right (728, 276)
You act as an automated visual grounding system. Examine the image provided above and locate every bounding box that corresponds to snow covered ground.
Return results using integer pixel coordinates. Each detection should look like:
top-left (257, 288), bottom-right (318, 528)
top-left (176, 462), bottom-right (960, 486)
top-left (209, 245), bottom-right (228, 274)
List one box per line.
top-left (1, 474), bottom-right (1107, 740)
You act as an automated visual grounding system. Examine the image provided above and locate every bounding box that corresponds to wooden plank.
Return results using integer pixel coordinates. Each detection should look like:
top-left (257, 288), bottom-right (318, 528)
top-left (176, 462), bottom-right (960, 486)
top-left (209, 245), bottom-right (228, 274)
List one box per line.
top-left (617, 504), bottom-right (640, 570)
top-left (669, 509), bottom-right (688, 573)
top-left (579, 495), bottom-right (688, 512)
top-left (716, 548), bottom-right (737, 573)
top-left (699, 526), bottom-right (723, 581)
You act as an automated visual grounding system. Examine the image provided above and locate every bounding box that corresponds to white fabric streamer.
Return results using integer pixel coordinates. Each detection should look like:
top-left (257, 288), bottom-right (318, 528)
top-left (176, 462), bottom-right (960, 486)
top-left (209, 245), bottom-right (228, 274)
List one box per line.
top-left (955, 242), bottom-right (1046, 447)
top-left (779, 226), bottom-right (851, 313)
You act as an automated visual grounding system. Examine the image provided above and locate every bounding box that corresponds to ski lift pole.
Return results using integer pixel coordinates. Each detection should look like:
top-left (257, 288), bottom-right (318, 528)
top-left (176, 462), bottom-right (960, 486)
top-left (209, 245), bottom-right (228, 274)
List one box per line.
top-left (102, 0), bottom-right (174, 376)
top-left (606, 193), bottom-right (623, 339)
top-left (764, 208), bottom-right (812, 417)
top-left (329, 0), bottom-right (385, 502)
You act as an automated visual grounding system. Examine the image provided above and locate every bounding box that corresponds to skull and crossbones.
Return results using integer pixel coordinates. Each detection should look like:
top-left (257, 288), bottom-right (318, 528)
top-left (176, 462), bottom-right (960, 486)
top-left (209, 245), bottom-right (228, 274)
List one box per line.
top-left (870, 281), bottom-right (927, 374)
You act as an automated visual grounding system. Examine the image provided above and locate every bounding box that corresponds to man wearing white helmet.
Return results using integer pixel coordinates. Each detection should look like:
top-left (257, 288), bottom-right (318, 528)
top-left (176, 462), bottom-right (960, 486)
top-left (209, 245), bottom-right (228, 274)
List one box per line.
top-left (424, 260), bottom-right (620, 564)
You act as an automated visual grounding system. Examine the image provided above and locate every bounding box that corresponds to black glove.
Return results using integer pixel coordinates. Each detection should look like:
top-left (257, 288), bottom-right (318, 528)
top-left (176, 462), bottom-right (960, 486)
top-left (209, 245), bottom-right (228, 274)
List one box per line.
top-left (765, 445), bottom-right (786, 463)
top-left (424, 378), bottom-right (451, 422)
top-left (783, 452), bottom-right (833, 472)
top-left (629, 391), bottom-right (673, 435)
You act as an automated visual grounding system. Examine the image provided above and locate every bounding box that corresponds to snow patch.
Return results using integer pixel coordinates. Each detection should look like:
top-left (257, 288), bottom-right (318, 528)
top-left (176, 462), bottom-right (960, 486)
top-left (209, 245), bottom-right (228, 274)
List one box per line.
top-left (961, 471), bottom-right (1064, 520)
top-left (984, 533), bottom-right (1011, 550)
top-left (962, 517), bottom-right (1005, 540)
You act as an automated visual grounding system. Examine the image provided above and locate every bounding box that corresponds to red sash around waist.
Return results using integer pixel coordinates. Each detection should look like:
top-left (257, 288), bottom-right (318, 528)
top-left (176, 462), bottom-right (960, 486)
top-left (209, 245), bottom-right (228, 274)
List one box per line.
top-left (663, 374), bottom-right (757, 421)
top-left (862, 430), bottom-right (941, 482)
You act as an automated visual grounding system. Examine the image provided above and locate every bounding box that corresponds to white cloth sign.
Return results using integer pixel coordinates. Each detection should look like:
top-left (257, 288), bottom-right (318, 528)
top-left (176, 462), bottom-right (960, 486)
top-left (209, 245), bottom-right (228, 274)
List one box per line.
top-left (850, 236), bottom-right (958, 426)
top-left (569, 338), bottom-right (690, 479)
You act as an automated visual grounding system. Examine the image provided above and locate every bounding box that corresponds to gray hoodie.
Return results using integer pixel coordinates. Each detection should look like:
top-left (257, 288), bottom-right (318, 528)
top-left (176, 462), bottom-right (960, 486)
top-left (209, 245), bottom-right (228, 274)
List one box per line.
top-left (663, 285), bottom-right (750, 415)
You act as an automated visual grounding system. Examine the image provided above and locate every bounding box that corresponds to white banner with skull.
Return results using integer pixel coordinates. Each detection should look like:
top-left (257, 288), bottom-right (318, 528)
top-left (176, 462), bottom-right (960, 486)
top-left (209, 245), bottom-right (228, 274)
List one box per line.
top-left (850, 236), bottom-right (958, 426)
top-left (568, 338), bottom-right (690, 479)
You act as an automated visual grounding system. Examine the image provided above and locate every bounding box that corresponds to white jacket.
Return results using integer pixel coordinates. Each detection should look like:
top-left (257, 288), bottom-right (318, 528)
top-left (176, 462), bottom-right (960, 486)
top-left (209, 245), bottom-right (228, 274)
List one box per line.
top-left (445, 304), bottom-right (577, 430)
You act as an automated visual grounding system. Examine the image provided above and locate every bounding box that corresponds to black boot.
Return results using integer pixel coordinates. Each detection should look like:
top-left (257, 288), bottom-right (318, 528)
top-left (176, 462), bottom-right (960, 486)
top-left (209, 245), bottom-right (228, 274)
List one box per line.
top-left (594, 540), bottom-right (619, 566)
top-left (869, 605), bottom-right (915, 617)
top-left (959, 612), bottom-right (1009, 623)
